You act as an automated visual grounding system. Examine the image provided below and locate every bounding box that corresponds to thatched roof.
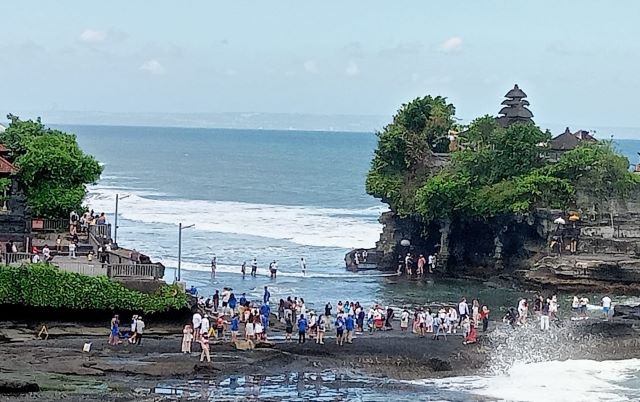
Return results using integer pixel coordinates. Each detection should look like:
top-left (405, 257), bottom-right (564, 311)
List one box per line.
top-left (550, 127), bottom-right (596, 151)
top-left (505, 84), bottom-right (527, 99)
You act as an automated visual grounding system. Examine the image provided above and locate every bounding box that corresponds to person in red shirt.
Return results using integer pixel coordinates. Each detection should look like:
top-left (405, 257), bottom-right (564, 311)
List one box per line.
top-left (479, 305), bottom-right (490, 332)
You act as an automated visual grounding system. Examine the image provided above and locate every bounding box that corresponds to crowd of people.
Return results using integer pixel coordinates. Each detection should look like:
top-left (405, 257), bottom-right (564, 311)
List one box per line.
top-left (398, 252), bottom-right (437, 277)
top-left (108, 314), bottom-right (145, 346)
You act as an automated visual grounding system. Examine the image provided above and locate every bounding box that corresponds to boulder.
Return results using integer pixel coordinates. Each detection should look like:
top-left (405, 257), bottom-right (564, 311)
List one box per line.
top-left (234, 340), bottom-right (255, 350)
top-left (613, 304), bottom-right (640, 320)
top-left (0, 379), bottom-right (39, 394)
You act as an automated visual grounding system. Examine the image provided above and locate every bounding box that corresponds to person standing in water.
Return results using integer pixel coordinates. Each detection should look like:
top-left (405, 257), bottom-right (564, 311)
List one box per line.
top-left (251, 258), bottom-right (258, 277)
top-left (300, 257), bottom-right (307, 276)
top-left (210, 255), bottom-right (217, 279)
top-left (241, 261), bottom-right (246, 279)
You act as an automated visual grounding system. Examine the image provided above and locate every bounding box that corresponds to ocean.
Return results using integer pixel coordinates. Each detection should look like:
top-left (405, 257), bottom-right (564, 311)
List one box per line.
top-left (61, 124), bottom-right (640, 401)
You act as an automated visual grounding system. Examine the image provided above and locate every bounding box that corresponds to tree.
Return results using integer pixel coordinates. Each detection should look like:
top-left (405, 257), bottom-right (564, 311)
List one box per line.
top-left (0, 115), bottom-right (102, 218)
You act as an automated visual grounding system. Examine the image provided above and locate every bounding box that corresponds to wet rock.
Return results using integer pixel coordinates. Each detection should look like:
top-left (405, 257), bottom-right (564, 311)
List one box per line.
top-left (426, 358), bottom-right (451, 372)
top-left (613, 304), bottom-right (640, 320)
top-left (0, 379), bottom-right (40, 394)
top-left (234, 340), bottom-right (255, 350)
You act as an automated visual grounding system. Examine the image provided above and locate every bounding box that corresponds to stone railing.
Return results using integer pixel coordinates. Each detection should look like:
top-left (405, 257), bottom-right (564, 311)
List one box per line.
top-left (88, 224), bottom-right (112, 248)
top-left (31, 218), bottom-right (69, 232)
top-left (108, 263), bottom-right (165, 280)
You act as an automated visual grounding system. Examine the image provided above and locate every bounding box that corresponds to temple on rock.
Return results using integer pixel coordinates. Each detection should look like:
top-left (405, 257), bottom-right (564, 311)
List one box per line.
top-left (496, 84), bottom-right (534, 127)
top-left (549, 127), bottom-right (597, 162)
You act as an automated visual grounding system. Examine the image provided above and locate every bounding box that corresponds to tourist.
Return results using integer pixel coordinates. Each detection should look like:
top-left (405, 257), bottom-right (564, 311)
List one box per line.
top-left (181, 324), bottom-right (193, 353)
top-left (345, 313), bottom-right (355, 343)
top-left (354, 251), bottom-right (360, 268)
top-left (517, 298), bottom-right (528, 325)
top-left (385, 306), bottom-right (394, 330)
top-left (11, 241), bottom-right (17, 254)
top-left (269, 260), bottom-right (278, 279)
top-left (579, 296), bottom-right (589, 318)
top-left (316, 314), bottom-right (326, 344)
top-left (602, 295), bottom-right (612, 320)
top-left (200, 314), bottom-right (210, 338)
top-left (285, 316), bottom-right (293, 342)
top-left (458, 298), bottom-right (469, 326)
top-left (199, 334), bottom-right (211, 363)
top-left (239, 292), bottom-right (247, 307)
top-left (222, 288), bottom-right (231, 313)
top-left (463, 322), bottom-right (477, 345)
top-left (308, 311), bottom-right (317, 338)
top-left (356, 306), bottom-right (365, 333)
top-left (260, 302), bottom-right (270, 331)
top-left (425, 309), bottom-right (434, 333)
top-left (480, 305), bottom-right (490, 332)
top-left (504, 307), bottom-right (518, 328)
top-left (571, 296), bottom-right (580, 316)
top-left (254, 315), bottom-right (264, 341)
top-left (135, 316), bottom-right (145, 345)
top-left (245, 316), bottom-right (255, 341)
top-left (433, 314), bottom-right (446, 341)
top-left (263, 286), bottom-right (271, 304)
top-left (297, 314), bottom-right (307, 344)
top-left (251, 258), bottom-right (257, 277)
top-left (300, 257), bottom-right (306, 276)
top-left (68, 241), bottom-right (77, 259)
top-left (362, 250), bottom-right (368, 262)
top-left (404, 253), bottom-right (412, 276)
top-left (325, 302), bottom-right (332, 317)
top-left (55, 235), bottom-right (62, 252)
top-left (31, 252), bottom-right (40, 263)
top-left (549, 295), bottom-right (559, 320)
top-left (417, 310), bottom-right (426, 337)
top-left (540, 298), bottom-right (550, 331)
top-left (241, 261), bottom-right (246, 279)
top-left (128, 315), bottom-right (138, 344)
top-left (335, 314), bottom-right (345, 346)
top-left (447, 306), bottom-right (458, 334)
top-left (109, 315), bottom-right (120, 345)
top-left (97, 212), bottom-right (106, 224)
top-left (210, 255), bottom-right (217, 279)
top-left (471, 299), bottom-right (480, 326)
top-left (129, 249), bottom-right (140, 265)
top-left (192, 312), bottom-right (202, 342)
top-left (230, 313), bottom-right (240, 342)
top-left (417, 254), bottom-right (425, 276)
top-left (428, 254), bottom-right (435, 273)
top-left (216, 314), bottom-right (227, 340)
top-left (229, 292), bottom-right (237, 313)
top-left (461, 316), bottom-right (471, 338)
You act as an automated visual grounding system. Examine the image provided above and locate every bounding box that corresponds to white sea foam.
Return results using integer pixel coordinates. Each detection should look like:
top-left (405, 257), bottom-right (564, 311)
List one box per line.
top-left (413, 359), bottom-right (640, 402)
top-left (85, 187), bottom-right (385, 249)
top-left (158, 258), bottom-right (397, 279)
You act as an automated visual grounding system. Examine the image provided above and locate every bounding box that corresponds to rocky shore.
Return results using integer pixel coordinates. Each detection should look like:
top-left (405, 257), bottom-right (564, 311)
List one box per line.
top-left (1, 314), bottom-right (639, 401)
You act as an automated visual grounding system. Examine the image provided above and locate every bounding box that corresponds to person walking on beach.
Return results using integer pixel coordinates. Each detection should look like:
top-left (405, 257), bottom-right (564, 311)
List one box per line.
top-left (540, 299), bottom-right (550, 331)
top-left (417, 255), bottom-right (425, 277)
top-left (134, 317), bottom-right (145, 345)
top-left (213, 290), bottom-right (220, 312)
top-left (480, 305), bottom-right (490, 332)
top-left (345, 313), bottom-right (355, 343)
top-left (602, 295), bottom-right (612, 320)
top-left (241, 261), bottom-right (246, 279)
top-left (458, 298), bottom-right (469, 326)
top-left (300, 257), bottom-right (307, 276)
top-left (109, 315), bottom-right (121, 345)
top-left (181, 324), bottom-right (193, 353)
top-left (297, 314), bottom-right (308, 344)
top-left (335, 314), bottom-right (345, 346)
top-left (400, 308), bottom-right (409, 332)
top-left (316, 314), bottom-right (326, 344)
top-left (128, 315), bottom-right (138, 344)
top-left (251, 258), bottom-right (258, 277)
top-left (199, 334), bottom-right (211, 363)
top-left (285, 316), bottom-right (293, 342)
top-left (230, 313), bottom-right (240, 342)
top-left (263, 286), bottom-right (271, 304)
top-left (210, 255), bottom-right (217, 279)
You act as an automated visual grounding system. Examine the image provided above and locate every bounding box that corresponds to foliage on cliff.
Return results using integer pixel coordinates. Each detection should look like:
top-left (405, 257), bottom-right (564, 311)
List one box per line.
top-left (366, 96), bottom-right (456, 216)
top-left (367, 97), bottom-right (640, 224)
top-left (0, 264), bottom-right (188, 314)
top-left (0, 115), bottom-right (102, 218)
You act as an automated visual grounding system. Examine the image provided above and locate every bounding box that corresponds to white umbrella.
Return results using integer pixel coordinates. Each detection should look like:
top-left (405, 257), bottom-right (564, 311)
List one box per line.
top-left (554, 217), bottom-right (566, 225)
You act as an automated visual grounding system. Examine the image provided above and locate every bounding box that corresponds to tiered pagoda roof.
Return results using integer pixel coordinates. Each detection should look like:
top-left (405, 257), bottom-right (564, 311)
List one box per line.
top-left (496, 84), bottom-right (534, 127)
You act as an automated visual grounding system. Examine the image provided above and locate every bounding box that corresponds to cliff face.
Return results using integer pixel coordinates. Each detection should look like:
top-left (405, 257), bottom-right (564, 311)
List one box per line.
top-left (375, 185), bottom-right (640, 290)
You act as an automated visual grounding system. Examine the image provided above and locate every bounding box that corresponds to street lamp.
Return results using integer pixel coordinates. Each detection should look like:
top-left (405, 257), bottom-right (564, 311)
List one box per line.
top-left (177, 222), bottom-right (195, 282)
top-left (113, 194), bottom-right (130, 247)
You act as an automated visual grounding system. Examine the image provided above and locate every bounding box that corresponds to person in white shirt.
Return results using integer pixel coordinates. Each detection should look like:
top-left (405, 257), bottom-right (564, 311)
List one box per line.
top-left (134, 317), bottom-right (145, 345)
top-left (42, 245), bottom-right (52, 263)
top-left (192, 312), bottom-right (202, 341)
top-left (300, 257), bottom-right (307, 276)
top-left (200, 315), bottom-right (210, 336)
top-left (601, 296), bottom-right (612, 320)
top-left (31, 253), bottom-right (40, 263)
top-left (68, 242), bottom-right (77, 259)
top-left (458, 298), bottom-right (469, 326)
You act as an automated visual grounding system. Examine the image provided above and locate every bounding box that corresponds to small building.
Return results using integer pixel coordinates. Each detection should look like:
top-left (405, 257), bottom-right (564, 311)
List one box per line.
top-left (548, 127), bottom-right (596, 162)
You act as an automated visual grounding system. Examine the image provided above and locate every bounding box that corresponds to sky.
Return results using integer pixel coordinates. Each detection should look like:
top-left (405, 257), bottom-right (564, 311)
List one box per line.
top-left (1, 1), bottom-right (639, 133)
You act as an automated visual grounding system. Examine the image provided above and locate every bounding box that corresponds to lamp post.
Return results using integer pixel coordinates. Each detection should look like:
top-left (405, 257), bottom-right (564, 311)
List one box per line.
top-left (113, 194), bottom-right (130, 247)
top-left (177, 222), bottom-right (195, 282)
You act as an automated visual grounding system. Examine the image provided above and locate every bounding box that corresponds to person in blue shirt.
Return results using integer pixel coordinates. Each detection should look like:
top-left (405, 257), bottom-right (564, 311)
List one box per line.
top-left (260, 303), bottom-right (271, 332)
top-left (230, 314), bottom-right (240, 342)
top-left (335, 315), bottom-right (345, 346)
top-left (229, 293), bottom-right (237, 312)
top-left (345, 314), bottom-right (355, 344)
top-left (297, 314), bottom-right (308, 344)
top-left (239, 293), bottom-right (247, 307)
top-left (263, 286), bottom-right (271, 305)
top-left (189, 286), bottom-right (198, 296)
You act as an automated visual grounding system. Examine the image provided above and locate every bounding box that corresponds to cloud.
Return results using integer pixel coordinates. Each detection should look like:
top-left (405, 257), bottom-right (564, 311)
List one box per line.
top-left (303, 60), bottom-right (319, 74)
top-left (345, 61), bottom-right (360, 77)
top-left (139, 59), bottom-right (165, 75)
top-left (79, 29), bottom-right (107, 43)
top-left (439, 36), bottom-right (463, 53)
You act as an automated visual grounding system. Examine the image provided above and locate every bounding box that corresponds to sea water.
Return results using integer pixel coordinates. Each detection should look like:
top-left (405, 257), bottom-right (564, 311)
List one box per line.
top-left (62, 124), bottom-right (640, 401)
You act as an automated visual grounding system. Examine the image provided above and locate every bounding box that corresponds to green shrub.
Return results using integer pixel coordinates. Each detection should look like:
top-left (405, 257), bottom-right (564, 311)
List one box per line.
top-left (0, 264), bottom-right (188, 314)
